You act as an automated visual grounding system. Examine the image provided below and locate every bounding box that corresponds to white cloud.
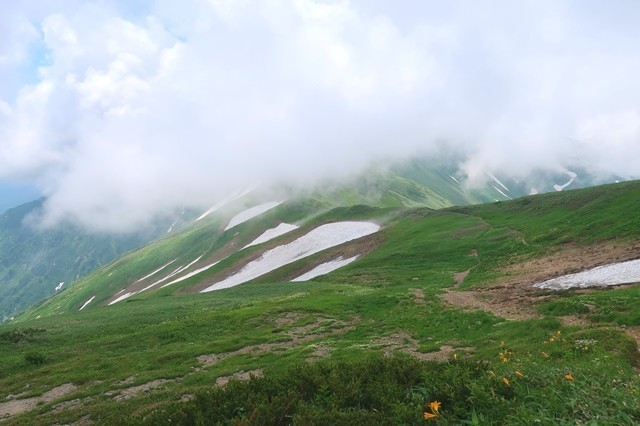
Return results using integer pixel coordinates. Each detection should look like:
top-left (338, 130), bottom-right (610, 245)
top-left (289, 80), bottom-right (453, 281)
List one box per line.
top-left (0, 0), bottom-right (639, 231)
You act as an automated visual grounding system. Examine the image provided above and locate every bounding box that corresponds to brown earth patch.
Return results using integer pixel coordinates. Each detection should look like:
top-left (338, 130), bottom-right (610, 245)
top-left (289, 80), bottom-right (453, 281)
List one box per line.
top-left (198, 316), bottom-right (358, 368)
top-left (559, 315), bottom-right (592, 328)
top-left (624, 326), bottom-right (640, 349)
top-left (275, 312), bottom-right (304, 326)
top-left (441, 240), bottom-right (640, 322)
top-left (453, 270), bottom-right (470, 287)
top-left (372, 332), bottom-right (474, 362)
top-left (70, 414), bottom-right (93, 425)
top-left (305, 343), bottom-right (333, 363)
top-left (49, 398), bottom-right (86, 415)
top-left (0, 383), bottom-right (77, 420)
top-left (110, 378), bottom-right (181, 402)
top-left (115, 376), bottom-right (136, 386)
top-left (499, 241), bottom-right (640, 288)
top-left (214, 369), bottom-right (264, 387)
top-left (411, 288), bottom-right (425, 304)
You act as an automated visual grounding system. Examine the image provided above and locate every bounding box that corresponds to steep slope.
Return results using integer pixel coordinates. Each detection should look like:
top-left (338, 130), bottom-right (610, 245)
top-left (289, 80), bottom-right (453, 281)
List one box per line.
top-left (21, 179), bottom-right (640, 321)
top-left (0, 200), bottom-right (190, 320)
top-left (1, 155), bottom-right (624, 321)
top-left (1, 181), bottom-right (639, 424)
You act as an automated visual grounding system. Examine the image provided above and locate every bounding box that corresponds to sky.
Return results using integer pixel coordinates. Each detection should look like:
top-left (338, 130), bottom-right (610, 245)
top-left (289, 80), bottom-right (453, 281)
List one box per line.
top-left (1, 0), bottom-right (640, 231)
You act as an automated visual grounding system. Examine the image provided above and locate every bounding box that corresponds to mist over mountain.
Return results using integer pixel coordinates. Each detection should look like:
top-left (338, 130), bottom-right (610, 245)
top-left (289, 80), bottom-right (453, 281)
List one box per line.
top-left (0, 155), bottom-right (621, 320)
top-left (1, 1), bottom-right (640, 232)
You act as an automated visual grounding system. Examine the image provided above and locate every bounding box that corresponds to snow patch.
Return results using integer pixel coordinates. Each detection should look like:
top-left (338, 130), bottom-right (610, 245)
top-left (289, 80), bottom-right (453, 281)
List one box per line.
top-left (492, 185), bottom-right (512, 199)
top-left (487, 172), bottom-right (510, 192)
top-left (55, 282), bottom-right (64, 291)
top-left (161, 260), bottom-right (222, 288)
top-left (449, 175), bottom-right (460, 184)
top-left (201, 221), bottom-right (380, 293)
top-left (79, 296), bottom-right (95, 311)
top-left (291, 256), bottom-right (359, 281)
top-left (245, 223), bottom-right (299, 248)
top-left (225, 201), bottom-right (282, 231)
top-left (136, 259), bottom-right (178, 282)
top-left (553, 170), bottom-right (577, 191)
top-left (534, 259), bottom-right (640, 290)
top-left (167, 220), bottom-right (177, 233)
top-left (109, 292), bottom-right (136, 305)
top-left (139, 256), bottom-right (203, 292)
top-left (196, 186), bottom-right (256, 221)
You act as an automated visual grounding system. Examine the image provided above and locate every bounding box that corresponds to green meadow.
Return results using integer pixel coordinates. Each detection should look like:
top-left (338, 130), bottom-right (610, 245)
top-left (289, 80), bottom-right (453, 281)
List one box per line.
top-left (1, 181), bottom-right (639, 424)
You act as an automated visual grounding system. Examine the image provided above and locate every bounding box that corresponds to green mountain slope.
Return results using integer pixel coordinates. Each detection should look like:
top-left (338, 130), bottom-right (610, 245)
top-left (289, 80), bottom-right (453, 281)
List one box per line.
top-left (0, 200), bottom-right (188, 320)
top-left (0, 156), bottom-right (621, 321)
top-left (1, 181), bottom-right (639, 424)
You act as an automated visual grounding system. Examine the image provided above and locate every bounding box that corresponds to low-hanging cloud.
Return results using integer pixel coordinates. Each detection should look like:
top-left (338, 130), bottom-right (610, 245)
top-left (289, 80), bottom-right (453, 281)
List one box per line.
top-left (1, 0), bottom-right (640, 232)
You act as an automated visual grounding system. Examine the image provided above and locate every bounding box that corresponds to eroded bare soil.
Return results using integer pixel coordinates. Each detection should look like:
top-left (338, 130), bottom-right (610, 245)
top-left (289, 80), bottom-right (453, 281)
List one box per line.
top-left (372, 332), bottom-right (474, 362)
top-left (0, 383), bottom-right (77, 420)
top-left (441, 240), bottom-right (640, 347)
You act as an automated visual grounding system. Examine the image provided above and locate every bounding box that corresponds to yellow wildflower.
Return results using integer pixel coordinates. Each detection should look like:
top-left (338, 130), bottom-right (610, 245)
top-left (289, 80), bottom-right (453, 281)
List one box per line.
top-left (565, 373), bottom-right (575, 381)
top-left (502, 377), bottom-right (510, 386)
top-left (423, 401), bottom-right (441, 420)
top-left (515, 371), bottom-right (524, 378)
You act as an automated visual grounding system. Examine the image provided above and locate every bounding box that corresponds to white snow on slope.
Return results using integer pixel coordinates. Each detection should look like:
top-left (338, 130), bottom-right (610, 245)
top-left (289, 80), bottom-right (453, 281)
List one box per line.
top-left (141, 265), bottom-right (184, 290)
top-left (109, 292), bottom-right (135, 305)
top-left (136, 259), bottom-right (178, 283)
top-left (109, 255), bottom-right (215, 305)
top-left (291, 256), bottom-right (359, 282)
top-left (139, 255), bottom-right (204, 292)
top-left (173, 256), bottom-right (204, 275)
top-left (201, 221), bottom-right (380, 293)
top-left (55, 282), bottom-right (64, 291)
top-left (487, 172), bottom-right (510, 192)
top-left (79, 296), bottom-right (95, 311)
top-left (534, 259), bottom-right (640, 290)
top-left (449, 175), bottom-right (460, 184)
top-left (161, 260), bottom-right (222, 288)
top-left (225, 201), bottom-right (282, 231)
top-left (245, 223), bottom-right (299, 248)
top-left (196, 186), bottom-right (257, 221)
top-left (553, 170), bottom-right (578, 191)
top-left (492, 185), bottom-right (512, 199)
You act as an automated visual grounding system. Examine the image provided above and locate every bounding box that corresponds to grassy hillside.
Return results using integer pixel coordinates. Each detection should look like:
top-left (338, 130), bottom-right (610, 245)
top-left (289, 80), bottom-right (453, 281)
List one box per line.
top-left (0, 200), bottom-right (177, 320)
top-left (1, 181), bottom-right (639, 424)
top-left (1, 156), bottom-right (618, 321)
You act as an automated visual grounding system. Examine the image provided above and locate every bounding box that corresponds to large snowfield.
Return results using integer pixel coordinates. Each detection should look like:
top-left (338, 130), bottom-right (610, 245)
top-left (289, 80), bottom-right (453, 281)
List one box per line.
top-left (201, 221), bottom-right (380, 292)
